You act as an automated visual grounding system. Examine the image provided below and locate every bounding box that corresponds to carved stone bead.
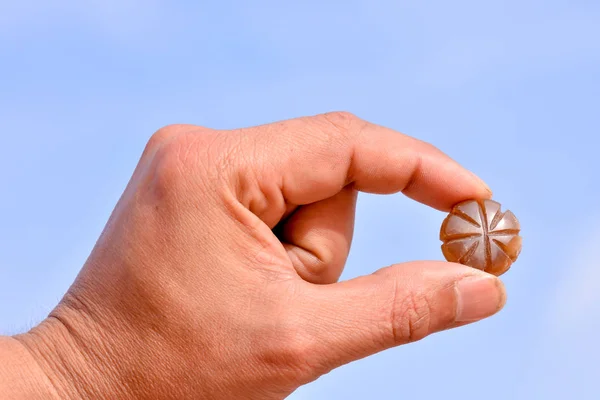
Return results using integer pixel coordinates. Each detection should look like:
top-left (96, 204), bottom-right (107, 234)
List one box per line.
top-left (439, 199), bottom-right (522, 276)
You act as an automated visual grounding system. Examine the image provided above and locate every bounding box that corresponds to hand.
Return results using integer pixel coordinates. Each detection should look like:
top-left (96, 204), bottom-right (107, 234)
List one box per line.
top-left (16, 112), bottom-right (505, 399)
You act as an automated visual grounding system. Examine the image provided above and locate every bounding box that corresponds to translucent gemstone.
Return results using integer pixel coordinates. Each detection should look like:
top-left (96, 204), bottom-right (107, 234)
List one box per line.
top-left (439, 199), bottom-right (522, 276)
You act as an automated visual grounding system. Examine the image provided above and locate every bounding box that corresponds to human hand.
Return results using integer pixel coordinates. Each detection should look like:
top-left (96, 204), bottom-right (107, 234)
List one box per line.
top-left (17, 112), bottom-right (505, 399)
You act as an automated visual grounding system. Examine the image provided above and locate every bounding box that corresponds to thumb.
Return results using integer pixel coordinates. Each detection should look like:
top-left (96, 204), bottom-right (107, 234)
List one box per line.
top-left (298, 261), bottom-right (506, 371)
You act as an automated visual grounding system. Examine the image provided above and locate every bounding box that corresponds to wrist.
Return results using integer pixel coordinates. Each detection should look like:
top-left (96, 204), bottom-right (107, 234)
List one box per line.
top-left (12, 304), bottom-right (128, 400)
top-left (0, 335), bottom-right (62, 399)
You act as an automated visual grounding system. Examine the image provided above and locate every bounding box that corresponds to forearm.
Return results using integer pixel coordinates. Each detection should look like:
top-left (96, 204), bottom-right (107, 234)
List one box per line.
top-left (2, 312), bottom-right (128, 400)
top-left (0, 336), bottom-right (61, 400)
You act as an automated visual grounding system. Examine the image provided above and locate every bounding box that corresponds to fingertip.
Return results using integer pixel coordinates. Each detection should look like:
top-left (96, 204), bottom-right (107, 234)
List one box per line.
top-left (467, 169), bottom-right (493, 198)
top-left (400, 153), bottom-right (493, 212)
top-left (442, 167), bottom-right (493, 210)
top-left (454, 272), bottom-right (506, 323)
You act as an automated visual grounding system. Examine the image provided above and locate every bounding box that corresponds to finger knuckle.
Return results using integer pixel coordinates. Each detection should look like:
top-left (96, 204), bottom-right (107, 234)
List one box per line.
top-left (321, 111), bottom-right (360, 132)
top-left (400, 152), bottom-right (423, 195)
top-left (213, 130), bottom-right (250, 177)
top-left (309, 251), bottom-right (335, 278)
top-left (147, 129), bottom-right (215, 198)
top-left (148, 139), bottom-right (189, 199)
top-left (317, 111), bottom-right (362, 140)
top-left (298, 259), bottom-right (333, 285)
top-left (389, 283), bottom-right (433, 344)
top-left (145, 124), bottom-right (187, 153)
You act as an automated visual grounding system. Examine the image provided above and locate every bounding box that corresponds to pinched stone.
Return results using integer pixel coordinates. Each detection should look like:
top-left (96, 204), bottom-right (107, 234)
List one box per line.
top-left (440, 199), bottom-right (522, 276)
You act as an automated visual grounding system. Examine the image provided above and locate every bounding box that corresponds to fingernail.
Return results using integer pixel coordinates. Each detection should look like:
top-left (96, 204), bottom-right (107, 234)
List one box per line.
top-left (455, 275), bottom-right (505, 322)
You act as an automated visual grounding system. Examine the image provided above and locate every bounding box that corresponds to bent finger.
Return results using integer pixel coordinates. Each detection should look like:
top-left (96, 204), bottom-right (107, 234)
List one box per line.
top-left (279, 185), bottom-right (358, 284)
top-left (239, 112), bottom-right (491, 212)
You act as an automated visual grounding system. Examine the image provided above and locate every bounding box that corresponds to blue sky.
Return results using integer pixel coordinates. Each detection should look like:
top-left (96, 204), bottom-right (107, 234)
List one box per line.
top-left (1, 1), bottom-right (599, 398)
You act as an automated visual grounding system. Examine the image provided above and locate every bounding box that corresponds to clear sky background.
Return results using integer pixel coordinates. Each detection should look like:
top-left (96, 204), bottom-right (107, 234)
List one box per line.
top-left (1, 1), bottom-right (599, 399)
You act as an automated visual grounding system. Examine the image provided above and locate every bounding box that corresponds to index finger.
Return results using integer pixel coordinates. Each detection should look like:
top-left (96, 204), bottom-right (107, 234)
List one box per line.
top-left (240, 111), bottom-right (492, 211)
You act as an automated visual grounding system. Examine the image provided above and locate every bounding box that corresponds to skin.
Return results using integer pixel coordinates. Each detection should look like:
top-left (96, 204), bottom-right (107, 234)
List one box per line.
top-left (0, 112), bottom-right (506, 399)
